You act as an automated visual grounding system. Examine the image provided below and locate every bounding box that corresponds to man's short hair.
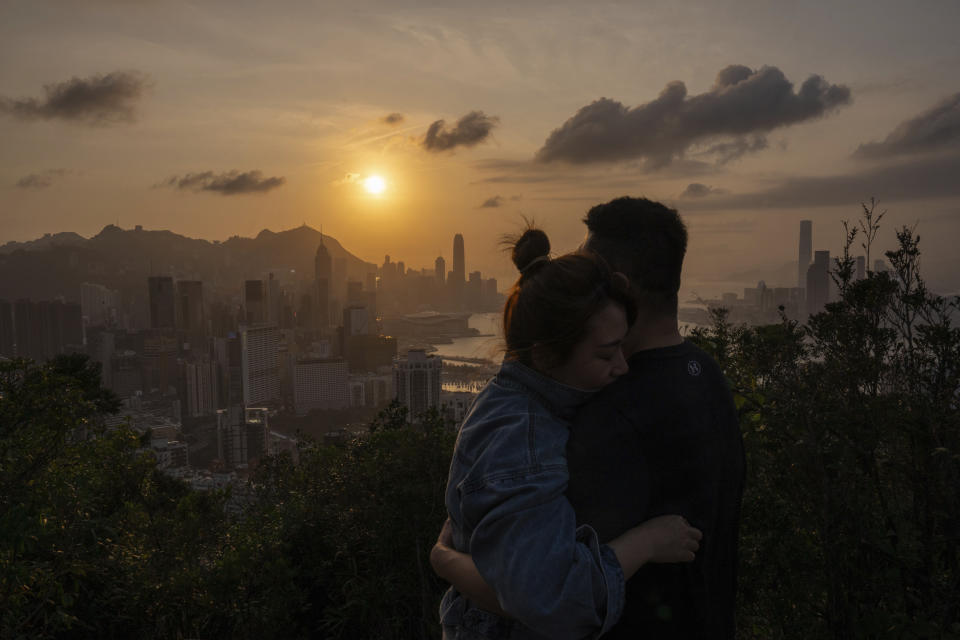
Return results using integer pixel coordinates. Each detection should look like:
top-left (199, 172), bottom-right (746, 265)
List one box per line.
top-left (583, 196), bottom-right (687, 314)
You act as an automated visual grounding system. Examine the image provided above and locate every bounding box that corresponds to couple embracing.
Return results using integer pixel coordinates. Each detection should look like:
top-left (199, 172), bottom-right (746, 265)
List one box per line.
top-left (430, 197), bottom-right (745, 639)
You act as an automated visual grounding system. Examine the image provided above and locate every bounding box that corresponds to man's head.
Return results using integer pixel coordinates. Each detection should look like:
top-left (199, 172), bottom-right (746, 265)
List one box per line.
top-left (582, 196), bottom-right (688, 319)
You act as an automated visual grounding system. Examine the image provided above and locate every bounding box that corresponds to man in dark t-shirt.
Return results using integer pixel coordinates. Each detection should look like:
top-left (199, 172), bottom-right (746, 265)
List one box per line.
top-left (567, 197), bottom-right (744, 639)
top-left (430, 197), bottom-right (744, 638)
top-left (567, 342), bottom-right (742, 638)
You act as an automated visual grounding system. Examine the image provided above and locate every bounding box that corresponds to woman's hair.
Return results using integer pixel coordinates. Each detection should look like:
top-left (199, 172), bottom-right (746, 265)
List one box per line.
top-left (503, 226), bottom-right (636, 370)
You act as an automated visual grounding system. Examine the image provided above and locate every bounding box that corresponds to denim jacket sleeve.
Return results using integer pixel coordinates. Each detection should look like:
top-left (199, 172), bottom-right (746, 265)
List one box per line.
top-left (460, 457), bottom-right (625, 639)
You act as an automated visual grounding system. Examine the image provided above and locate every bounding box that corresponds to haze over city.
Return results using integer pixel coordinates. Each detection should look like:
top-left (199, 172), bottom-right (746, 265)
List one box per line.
top-left (2, 0), bottom-right (959, 296)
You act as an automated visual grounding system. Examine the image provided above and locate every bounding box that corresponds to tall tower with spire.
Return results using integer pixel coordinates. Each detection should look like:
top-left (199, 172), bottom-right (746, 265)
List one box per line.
top-left (315, 235), bottom-right (332, 329)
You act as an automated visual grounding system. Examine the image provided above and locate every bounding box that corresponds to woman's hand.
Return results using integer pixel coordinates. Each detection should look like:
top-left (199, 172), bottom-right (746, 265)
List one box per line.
top-left (607, 515), bottom-right (702, 578)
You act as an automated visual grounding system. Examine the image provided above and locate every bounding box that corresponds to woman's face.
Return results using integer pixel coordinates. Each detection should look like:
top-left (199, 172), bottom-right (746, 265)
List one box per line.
top-left (546, 302), bottom-right (630, 391)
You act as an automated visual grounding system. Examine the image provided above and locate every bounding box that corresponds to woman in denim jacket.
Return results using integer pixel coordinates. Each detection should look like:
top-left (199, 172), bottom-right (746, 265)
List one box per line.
top-left (437, 227), bottom-right (701, 639)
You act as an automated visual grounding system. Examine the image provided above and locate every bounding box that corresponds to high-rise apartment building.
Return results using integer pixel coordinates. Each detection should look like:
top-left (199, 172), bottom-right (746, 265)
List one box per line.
top-left (0, 300), bottom-right (13, 358)
top-left (216, 406), bottom-right (269, 470)
top-left (292, 357), bottom-right (349, 415)
top-left (798, 220), bottom-right (812, 289)
top-left (856, 256), bottom-right (866, 281)
top-left (214, 335), bottom-right (243, 408)
top-left (148, 276), bottom-right (176, 330)
top-left (243, 280), bottom-right (266, 325)
top-left (806, 250), bottom-right (830, 316)
top-left (315, 239), bottom-right (332, 329)
top-left (13, 299), bottom-right (32, 359)
top-left (81, 282), bottom-right (120, 328)
top-left (177, 280), bottom-right (205, 335)
top-left (241, 324), bottom-right (280, 407)
top-left (182, 357), bottom-right (218, 418)
top-left (9, 299), bottom-right (82, 361)
top-left (142, 329), bottom-right (178, 392)
top-left (393, 349), bottom-right (442, 421)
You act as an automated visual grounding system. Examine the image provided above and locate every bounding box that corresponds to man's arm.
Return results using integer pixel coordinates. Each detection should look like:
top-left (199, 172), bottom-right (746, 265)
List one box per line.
top-left (430, 518), bottom-right (507, 617)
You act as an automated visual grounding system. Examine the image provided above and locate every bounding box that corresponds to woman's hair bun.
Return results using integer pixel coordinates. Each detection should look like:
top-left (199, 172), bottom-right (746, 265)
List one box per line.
top-left (511, 227), bottom-right (550, 273)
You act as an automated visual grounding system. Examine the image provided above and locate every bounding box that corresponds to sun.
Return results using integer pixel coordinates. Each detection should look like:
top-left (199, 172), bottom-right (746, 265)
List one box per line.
top-left (363, 175), bottom-right (386, 195)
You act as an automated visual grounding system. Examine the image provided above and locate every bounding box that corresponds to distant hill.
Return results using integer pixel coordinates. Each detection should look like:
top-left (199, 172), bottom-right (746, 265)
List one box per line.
top-left (0, 231), bottom-right (87, 254)
top-left (0, 224), bottom-right (377, 311)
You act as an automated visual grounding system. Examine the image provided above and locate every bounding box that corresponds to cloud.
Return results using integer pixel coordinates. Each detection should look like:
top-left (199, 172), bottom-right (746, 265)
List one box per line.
top-left (680, 183), bottom-right (727, 198)
top-left (698, 135), bottom-right (769, 164)
top-left (423, 110), bottom-right (499, 152)
top-left (0, 71), bottom-right (147, 125)
top-left (161, 170), bottom-right (286, 195)
top-left (480, 195), bottom-right (504, 208)
top-left (684, 151), bottom-right (960, 210)
top-left (333, 172), bottom-right (362, 186)
top-left (855, 92), bottom-right (960, 158)
top-left (15, 169), bottom-right (67, 189)
top-left (535, 65), bottom-right (851, 168)
top-left (382, 112), bottom-right (405, 125)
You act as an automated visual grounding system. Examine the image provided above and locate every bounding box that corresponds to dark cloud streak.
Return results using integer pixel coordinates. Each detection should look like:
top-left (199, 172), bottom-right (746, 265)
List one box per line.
top-left (855, 92), bottom-right (960, 158)
top-left (536, 65), bottom-right (851, 168)
top-left (161, 170), bottom-right (286, 195)
top-left (0, 71), bottom-right (147, 125)
top-left (15, 169), bottom-right (67, 190)
top-left (681, 183), bottom-right (726, 198)
top-left (686, 151), bottom-right (960, 210)
top-left (480, 195), bottom-right (503, 208)
top-left (382, 112), bottom-right (405, 125)
top-left (423, 111), bottom-right (498, 152)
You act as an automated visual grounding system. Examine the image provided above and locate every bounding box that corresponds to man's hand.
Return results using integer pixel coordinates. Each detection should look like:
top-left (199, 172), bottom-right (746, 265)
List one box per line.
top-left (633, 515), bottom-right (702, 563)
top-left (608, 515), bottom-right (702, 578)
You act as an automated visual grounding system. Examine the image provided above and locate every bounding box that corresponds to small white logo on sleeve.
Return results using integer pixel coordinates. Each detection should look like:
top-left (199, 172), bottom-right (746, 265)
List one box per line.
top-left (687, 360), bottom-right (702, 376)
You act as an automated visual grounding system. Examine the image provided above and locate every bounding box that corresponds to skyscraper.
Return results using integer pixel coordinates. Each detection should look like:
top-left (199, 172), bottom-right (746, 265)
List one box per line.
top-left (241, 323), bottom-right (280, 407)
top-left (243, 280), bottom-right (266, 325)
top-left (315, 238), bottom-right (332, 329)
top-left (177, 280), bottom-right (205, 335)
top-left (798, 220), bottom-right (812, 289)
top-left (806, 250), bottom-right (830, 316)
top-left (856, 256), bottom-right (866, 281)
top-left (452, 234), bottom-right (465, 285)
top-left (148, 276), bottom-right (176, 330)
top-left (435, 256), bottom-right (446, 285)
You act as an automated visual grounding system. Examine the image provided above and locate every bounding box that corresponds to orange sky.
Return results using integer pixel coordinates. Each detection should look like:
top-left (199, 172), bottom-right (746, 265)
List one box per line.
top-left (2, 0), bottom-right (959, 295)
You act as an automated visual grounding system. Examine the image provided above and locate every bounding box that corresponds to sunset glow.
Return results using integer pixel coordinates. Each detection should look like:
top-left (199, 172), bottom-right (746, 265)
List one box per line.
top-left (363, 175), bottom-right (386, 196)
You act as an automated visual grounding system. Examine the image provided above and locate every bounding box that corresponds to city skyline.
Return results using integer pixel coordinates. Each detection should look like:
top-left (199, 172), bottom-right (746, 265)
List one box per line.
top-left (2, 1), bottom-right (959, 294)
